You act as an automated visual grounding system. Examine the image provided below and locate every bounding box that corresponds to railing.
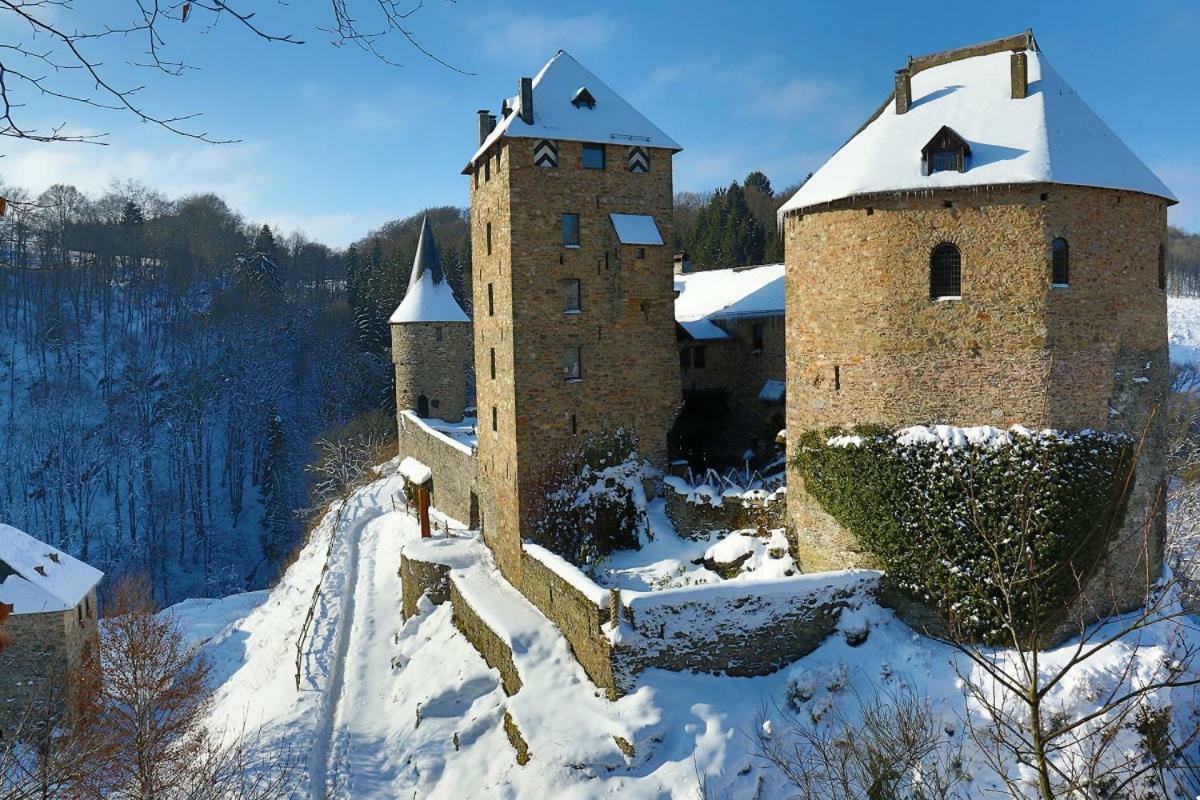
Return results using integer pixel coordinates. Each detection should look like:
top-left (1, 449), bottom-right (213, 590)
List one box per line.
top-left (293, 500), bottom-right (352, 692)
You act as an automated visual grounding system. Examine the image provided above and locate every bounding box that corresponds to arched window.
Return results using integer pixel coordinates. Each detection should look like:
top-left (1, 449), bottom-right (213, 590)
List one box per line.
top-left (416, 394), bottom-right (430, 418)
top-left (1051, 238), bottom-right (1069, 287)
top-left (930, 243), bottom-right (962, 300)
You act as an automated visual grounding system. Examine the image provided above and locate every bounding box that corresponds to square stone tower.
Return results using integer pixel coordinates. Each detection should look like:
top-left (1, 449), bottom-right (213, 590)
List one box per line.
top-left (464, 51), bottom-right (683, 582)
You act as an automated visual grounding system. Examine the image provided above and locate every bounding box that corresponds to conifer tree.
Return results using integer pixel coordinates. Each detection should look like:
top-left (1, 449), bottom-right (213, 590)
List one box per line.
top-left (259, 407), bottom-right (293, 564)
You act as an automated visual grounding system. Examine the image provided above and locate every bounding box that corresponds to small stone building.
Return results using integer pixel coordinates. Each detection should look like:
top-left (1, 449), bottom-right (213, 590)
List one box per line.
top-left (0, 524), bottom-right (102, 736)
top-left (672, 263), bottom-right (786, 466)
top-left (778, 31), bottom-right (1174, 620)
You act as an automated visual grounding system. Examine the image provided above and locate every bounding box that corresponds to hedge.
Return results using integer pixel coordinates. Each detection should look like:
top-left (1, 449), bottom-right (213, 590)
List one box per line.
top-left (792, 425), bottom-right (1133, 642)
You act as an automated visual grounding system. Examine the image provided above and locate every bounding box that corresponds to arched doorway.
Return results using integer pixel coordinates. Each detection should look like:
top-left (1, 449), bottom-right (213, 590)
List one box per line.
top-left (416, 394), bottom-right (430, 418)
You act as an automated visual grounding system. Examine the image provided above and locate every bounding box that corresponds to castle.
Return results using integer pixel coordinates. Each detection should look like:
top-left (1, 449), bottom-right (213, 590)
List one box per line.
top-left (391, 32), bottom-right (1174, 693)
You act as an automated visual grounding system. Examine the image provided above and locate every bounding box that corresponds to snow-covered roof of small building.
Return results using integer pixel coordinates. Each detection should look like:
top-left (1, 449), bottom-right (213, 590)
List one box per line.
top-left (398, 456), bottom-right (432, 485)
top-left (389, 216), bottom-right (469, 324)
top-left (674, 263), bottom-right (785, 325)
top-left (779, 34), bottom-right (1175, 217)
top-left (466, 50), bottom-right (681, 170)
top-left (677, 319), bottom-right (731, 341)
top-left (610, 214), bottom-right (663, 246)
top-left (0, 524), bottom-right (103, 614)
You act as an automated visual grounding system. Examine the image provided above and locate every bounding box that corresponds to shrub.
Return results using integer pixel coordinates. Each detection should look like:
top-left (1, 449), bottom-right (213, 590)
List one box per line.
top-left (530, 428), bottom-right (650, 570)
top-left (792, 425), bottom-right (1133, 642)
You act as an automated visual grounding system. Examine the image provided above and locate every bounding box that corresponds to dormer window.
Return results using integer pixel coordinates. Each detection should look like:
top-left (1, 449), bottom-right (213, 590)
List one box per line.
top-left (921, 126), bottom-right (971, 175)
top-left (571, 87), bottom-right (596, 109)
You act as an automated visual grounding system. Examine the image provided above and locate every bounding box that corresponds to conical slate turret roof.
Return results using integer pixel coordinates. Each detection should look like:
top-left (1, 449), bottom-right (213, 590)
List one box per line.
top-left (779, 33), bottom-right (1175, 217)
top-left (388, 216), bottom-right (469, 324)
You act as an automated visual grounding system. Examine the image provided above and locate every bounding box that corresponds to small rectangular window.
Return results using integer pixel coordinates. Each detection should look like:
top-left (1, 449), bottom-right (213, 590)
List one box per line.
top-left (435, 326), bottom-right (443, 342)
top-left (484, 157), bottom-right (491, 182)
top-left (582, 143), bottom-right (605, 170)
top-left (693, 345), bottom-right (706, 368)
top-left (487, 283), bottom-right (495, 316)
top-left (570, 413), bottom-right (578, 435)
top-left (489, 347), bottom-right (496, 379)
top-left (834, 365), bottom-right (841, 391)
top-left (562, 213), bottom-right (580, 247)
top-left (1051, 238), bottom-right (1069, 287)
top-left (486, 222), bottom-right (492, 256)
top-left (930, 149), bottom-right (960, 173)
top-left (492, 406), bottom-right (498, 431)
top-left (563, 278), bottom-right (581, 312)
top-left (752, 324), bottom-right (765, 353)
top-left (636, 248), bottom-right (646, 260)
top-left (562, 347), bottom-right (582, 381)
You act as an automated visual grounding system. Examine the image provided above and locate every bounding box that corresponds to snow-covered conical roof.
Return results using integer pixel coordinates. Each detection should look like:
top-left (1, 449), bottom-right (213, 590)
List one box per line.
top-left (466, 50), bottom-right (681, 170)
top-left (388, 216), bottom-right (469, 324)
top-left (0, 524), bottom-right (103, 614)
top-left (779, 34), bottom-right (1175, 217)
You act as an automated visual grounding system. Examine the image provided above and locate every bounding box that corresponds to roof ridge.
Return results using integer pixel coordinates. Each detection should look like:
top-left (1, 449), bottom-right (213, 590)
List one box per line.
top-left (906, 30), bottom-right (1036, 76)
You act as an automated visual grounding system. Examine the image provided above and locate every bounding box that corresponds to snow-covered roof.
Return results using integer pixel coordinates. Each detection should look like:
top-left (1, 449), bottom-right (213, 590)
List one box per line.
top-left (674, 263), bottom-right (785, 324)
top-left (398, 457), bottom-right (432, 485)
top-left (779, 38), bottom-right (1175, 217)
top-left (610, 213), bottom-right (663, 246)
top-left (466, 50), bottom-right (681, 170)
top-left (389, 216), bottom-right (469, 324)
top-left (0, 524), bottom-right (103, 614)
top-left (677, 319), bottom-right (731, 341)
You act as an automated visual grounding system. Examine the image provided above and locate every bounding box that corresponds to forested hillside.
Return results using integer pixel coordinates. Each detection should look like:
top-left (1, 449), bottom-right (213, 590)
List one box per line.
top-left (1168, 226), bottom-right (1200, 295)
top-left (0, 182), bottom-right (386, 602)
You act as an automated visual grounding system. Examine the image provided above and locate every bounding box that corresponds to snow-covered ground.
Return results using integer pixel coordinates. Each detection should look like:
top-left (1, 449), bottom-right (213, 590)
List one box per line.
top-left (174, 462), bottom-right (1200, 799)
top-left (1170, 295), bottom-right (1200, 365)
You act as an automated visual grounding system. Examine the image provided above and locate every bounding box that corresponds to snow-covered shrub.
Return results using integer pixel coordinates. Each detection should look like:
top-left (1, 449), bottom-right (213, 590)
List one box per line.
top-left (793, 425), bottom-right (1133, 642)
top-left (530, 429), bottom-right (650, 570)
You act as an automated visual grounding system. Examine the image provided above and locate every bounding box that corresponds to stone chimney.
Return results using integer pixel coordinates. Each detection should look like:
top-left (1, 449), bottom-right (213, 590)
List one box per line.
top-left (1010, 51), bottom-right (1028, 99)
top-left (894, 68), bottom-right (912, 114)
top-left (519, 77), bottom-right (534, 125)
top-left (477, 110), bottom-right (492, 145)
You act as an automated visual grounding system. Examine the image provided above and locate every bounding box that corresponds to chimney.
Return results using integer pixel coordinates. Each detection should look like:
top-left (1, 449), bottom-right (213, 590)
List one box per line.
top-left (518, 77), bottom-right (534, 125)
top-left (894, 68), bottom-right (912, 114)
top-left (501, 98), bottom-right (512, 119)
top-left (477, 109), bottom-right (492, 145)
top-left (1010, 51), bottom-right (1028, 99)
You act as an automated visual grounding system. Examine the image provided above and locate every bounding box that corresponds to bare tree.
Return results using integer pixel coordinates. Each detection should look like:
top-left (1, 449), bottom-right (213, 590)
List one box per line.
top-left (0, 0), bottom-right (469, 144)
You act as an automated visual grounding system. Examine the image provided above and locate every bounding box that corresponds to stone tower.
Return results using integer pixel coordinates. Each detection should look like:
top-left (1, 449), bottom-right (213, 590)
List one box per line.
top-left (465, 51), bottom-right (682, 582)
top-left (780, 32), bottom-right (1175, 617)
top-left (389, 215), bottom-right (471, 422)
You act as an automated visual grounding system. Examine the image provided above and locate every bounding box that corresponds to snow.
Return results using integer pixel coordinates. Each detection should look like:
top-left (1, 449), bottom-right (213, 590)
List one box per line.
top-left (0, 523), bottom-right (103, 614)
top-left (400, 411), bottom-right (477, 455)
top-left (779, 46), bottom-right (1175, 218)
top-left (467, 50), bottom-right (681, 170)
top-left (523, 542), bottom-right (610, 606)
top-left (610, 213), bottom-right (664, 246)
top-left (388, 269), bottom-right (469, 324)
top-left (398, 456), bottom-right (432, 485)
top-left (674, 263), bottom-right (784, 322)
top-left (171, 466), bottom-right (1200, 799)
top-left (677, 318), bottom-right (730, 341)
top-left (1169, 295), bottom-right (1200, 365)
top-left (894, 423), bottom-right (1038, 449)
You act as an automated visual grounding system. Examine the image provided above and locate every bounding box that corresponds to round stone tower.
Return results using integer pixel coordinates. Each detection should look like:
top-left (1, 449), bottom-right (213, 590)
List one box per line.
top-left (779, 32), bottom-right (1175, 621)
top-left (390, 215), bottom-right (471, 422)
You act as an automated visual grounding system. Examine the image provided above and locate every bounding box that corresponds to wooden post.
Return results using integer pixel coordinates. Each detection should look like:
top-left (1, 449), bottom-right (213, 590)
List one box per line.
top-left (418, 485), bottom-right (431, 538)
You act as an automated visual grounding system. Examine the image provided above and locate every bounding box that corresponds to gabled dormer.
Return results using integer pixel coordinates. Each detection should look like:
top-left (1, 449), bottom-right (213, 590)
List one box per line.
top-left (921, 125), bottom-right (971, 175)
top-left (571, 87), bottom-right (596, 109)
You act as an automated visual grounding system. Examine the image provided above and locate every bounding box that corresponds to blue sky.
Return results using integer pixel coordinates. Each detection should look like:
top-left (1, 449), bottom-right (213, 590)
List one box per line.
top-left (2, 0), bottom-right (1197, 246)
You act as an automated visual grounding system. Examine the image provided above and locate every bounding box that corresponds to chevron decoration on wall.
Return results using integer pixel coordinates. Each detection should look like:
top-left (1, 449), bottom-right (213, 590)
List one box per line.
top-left (628, 146), bottom-right (649, 173)
top-left (534, 139), bottom-right (559, 168)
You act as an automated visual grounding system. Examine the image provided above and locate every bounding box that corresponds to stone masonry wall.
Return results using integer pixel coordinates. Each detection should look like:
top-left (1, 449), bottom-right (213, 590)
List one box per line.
top-left (392, 320), bottom-right (472, 423)
top-left (396, 412), bottom-right (480, 526)
top-left (663, 488), bottom-right (787, 540)
top-left (471, 136), bottom-right (682, 587)
top-left (784, 184), bottom-right (1169, 619)
top-left (0, 588), bottom-right (98, 735)
top-left (518, 549), bottom-right (616, 695)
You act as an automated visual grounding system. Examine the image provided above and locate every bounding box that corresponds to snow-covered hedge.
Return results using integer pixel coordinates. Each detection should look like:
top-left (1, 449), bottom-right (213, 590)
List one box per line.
top-left (793, 425), bottom-right (1133, 642)
top-left (530, 429), bottom-right (650, 569)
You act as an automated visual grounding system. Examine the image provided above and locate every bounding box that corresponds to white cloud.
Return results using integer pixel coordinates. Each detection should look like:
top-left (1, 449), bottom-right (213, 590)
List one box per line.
top-left (750, 77), bottom-right (842, 119)
top-left (471, 11), bottom-right (621, 61)
top-left (266, 209), bottom-right (395, 249)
